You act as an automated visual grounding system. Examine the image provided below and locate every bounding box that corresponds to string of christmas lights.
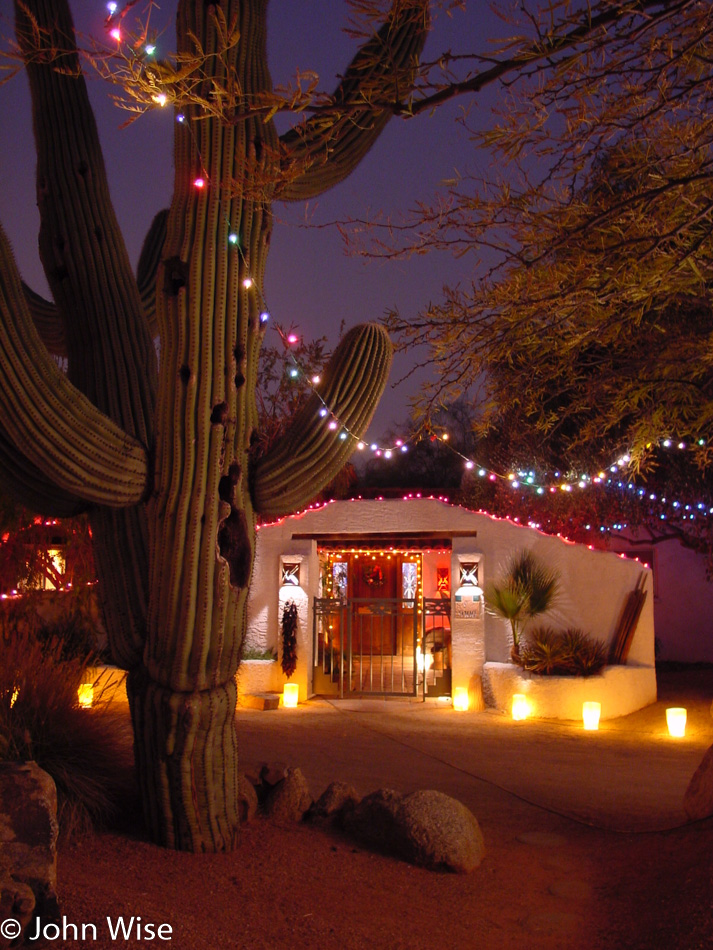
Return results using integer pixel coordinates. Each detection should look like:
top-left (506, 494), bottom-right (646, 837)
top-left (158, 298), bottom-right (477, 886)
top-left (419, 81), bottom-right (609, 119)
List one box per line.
top-left (101, 2), bottom-right (712, 527)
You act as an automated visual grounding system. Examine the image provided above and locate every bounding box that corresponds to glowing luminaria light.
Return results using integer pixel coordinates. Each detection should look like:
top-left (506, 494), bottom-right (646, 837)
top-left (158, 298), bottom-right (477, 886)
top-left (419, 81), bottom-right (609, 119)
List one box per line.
top-left (582, 701), bottom-right (601, 730)
top-left (77, 684), bottom-right (94, 709)
top-left (152, 93), bottom-right (168, 107)
top-left (453, 687), bottom-right (469, 711)
top-left (287, 334), bottom-right (299, 344)
top-left (110, 27), bottom-right (121, 41)
top-left (228, 233), bottom-right (239, 245)
top-left (107, 1), bottom-right (118, 11)
top-left (511, 693), bottom-right (529, 720)
top-left (193, 177), bottom-right (205, 189)
top-left (666, 707), bottom-right (687, 737)
top-left (242, 277), bottom-right (253, 289)
top-left (145, 44), bottom-right (156, 55)
top-left (282, 683), bottom-right (299, 708)
top-left (311, 375), bottom-right (321, 384)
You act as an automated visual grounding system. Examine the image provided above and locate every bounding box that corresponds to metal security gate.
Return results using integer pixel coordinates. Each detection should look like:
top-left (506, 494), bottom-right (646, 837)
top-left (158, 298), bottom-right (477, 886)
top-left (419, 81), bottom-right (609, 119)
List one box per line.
top-left (313, 597), bottom-right (451, 699)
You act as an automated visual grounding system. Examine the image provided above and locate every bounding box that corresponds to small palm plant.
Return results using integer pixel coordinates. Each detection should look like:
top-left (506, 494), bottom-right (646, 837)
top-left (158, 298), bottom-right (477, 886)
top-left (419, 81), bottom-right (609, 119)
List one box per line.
top-left (484, 549), bottom-right (560, 663)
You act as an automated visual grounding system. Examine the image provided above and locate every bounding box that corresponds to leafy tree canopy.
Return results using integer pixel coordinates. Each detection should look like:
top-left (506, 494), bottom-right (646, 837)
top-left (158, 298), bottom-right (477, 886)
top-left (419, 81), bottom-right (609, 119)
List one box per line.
top-left (377, 0), bottom-right (713, 473)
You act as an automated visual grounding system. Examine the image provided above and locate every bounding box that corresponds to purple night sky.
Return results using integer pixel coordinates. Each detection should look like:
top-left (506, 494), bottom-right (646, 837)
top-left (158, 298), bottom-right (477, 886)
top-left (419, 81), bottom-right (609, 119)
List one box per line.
top-left (0, 1), bottom-right (501, 442)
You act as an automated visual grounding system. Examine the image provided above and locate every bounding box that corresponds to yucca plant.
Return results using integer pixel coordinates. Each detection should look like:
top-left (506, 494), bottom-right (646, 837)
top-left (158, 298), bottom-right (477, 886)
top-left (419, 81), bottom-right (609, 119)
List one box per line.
top-left (484, 549), bottom-right (560, 662)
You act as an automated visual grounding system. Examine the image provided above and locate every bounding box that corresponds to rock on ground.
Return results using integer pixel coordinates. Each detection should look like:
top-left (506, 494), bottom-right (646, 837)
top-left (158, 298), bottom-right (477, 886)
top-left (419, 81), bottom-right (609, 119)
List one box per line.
top-left (0, 875), bottom-right (35, 949)
top-left (238, 773), bottom-right (259, 823)
top-left (262, 767), bottom-right (312, 823)
top-left (0, 762), bottom-right (60, 931)
top-left (307, 781), bottom-right (361, 826)
top-left (345, 787), bottom-right (485, 873)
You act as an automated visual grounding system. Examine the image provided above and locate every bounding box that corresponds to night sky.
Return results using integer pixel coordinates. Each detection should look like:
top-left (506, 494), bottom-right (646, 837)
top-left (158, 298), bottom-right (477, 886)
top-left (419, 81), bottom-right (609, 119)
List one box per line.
top-left (0, 1), bottom-right (501, 442)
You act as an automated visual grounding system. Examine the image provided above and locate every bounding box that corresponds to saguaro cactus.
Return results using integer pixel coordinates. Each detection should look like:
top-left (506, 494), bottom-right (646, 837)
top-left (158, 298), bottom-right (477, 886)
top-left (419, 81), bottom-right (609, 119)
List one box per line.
top-left (0, 0), bottom-right (427, 850)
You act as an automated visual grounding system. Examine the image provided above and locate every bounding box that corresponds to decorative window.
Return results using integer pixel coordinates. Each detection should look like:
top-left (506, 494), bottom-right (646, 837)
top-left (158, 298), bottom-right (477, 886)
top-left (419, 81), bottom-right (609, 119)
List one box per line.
top-left (436, 567), bottom-right (450, 595)
top-left (281, 562), bottom-right (301, 587)
top-left (459, 562), bottom-right (479, 588)
top-left (332, 561), bottom-right (348, 598)
top-left (402, 562), bottom-right (418, 599)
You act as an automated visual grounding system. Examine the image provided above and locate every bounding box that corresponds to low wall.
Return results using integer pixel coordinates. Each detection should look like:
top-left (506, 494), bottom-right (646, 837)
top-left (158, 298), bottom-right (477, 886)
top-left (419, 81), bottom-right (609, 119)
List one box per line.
top-left (483, 661), bottom-right (658, 720)
top-left (235, 659), bottom-right (283, 701)
top-left (88, 661), bottom-right (286, 708)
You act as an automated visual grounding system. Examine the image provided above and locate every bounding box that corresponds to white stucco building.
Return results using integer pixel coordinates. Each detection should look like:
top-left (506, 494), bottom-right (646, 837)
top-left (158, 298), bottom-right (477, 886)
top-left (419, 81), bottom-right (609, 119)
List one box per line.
top-left (241, 498), bottom-right (657, 719)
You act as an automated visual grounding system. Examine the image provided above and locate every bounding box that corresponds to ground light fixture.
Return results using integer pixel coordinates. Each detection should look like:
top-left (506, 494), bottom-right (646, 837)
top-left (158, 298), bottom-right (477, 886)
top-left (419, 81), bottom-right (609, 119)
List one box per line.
top-left (453, 687), bottom-right (469, 711)
top-left (77, 683), bottom-right (94, 708)
top-left (282, 683), bottom-right (299, 708)
top-left (666, 707), bottom-right (687, 737)
top-left (511, 693), bottom-right (530, 720)
top-left (582, 701), bottom-right (601, 730)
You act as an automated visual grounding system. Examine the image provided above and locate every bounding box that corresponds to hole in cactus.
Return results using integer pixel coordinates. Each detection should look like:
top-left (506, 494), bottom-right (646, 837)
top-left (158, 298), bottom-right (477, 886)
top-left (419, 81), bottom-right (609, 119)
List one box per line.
top-left (179, 365), bottom-right (191, 384)
top-left (253, 136), bottom-right (263, 160)
top-left (210, 402), bottom-right (228, 425)
top-left (77, 160), bottom-right (88, 177)
top-left (234, 373), bottom-right (245, 389)
top-left (164, 256), bottom-right (187, 295)
top-left (217, 507), bottom-right (251, 588)
top-left (218, 462), bottom-right (241, 503)
top-left (234, 344), bottom-right (245, 364)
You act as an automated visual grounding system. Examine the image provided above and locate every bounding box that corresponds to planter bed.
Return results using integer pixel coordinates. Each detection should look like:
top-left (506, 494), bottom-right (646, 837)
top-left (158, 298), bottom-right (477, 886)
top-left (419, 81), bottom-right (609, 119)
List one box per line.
top-left (483, 660), bottom-right (657, 720)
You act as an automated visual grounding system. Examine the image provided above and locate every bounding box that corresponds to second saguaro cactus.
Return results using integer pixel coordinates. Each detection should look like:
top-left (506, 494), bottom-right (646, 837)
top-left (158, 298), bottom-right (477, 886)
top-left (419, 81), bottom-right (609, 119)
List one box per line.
top-left (0, 0), bottom-right (428, 850)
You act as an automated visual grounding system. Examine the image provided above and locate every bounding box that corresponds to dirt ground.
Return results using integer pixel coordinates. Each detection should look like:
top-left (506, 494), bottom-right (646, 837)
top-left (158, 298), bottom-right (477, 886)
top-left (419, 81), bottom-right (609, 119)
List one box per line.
top-left (54, 668), bottom-right (713, 950)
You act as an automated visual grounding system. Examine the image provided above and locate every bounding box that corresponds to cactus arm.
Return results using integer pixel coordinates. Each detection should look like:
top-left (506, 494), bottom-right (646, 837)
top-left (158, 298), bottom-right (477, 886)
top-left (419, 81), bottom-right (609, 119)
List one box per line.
top-left (16, 0), bottom-right (157, 443)
top-left (253, 323), bottom-right (392, 516)
top-left (137, 209), bottom-right (169, 340)
top-left (19, 203), bottom-right (169, 358)
top-left (22, 283), bottom-right (67, 359)
top-left (16, 0), bottom-right (156, 667)
top-left (0, 222), bottom-right (149, 505)
top-left (277, 1), bottom-right (428, 202)
top-left (0, 425), bottom-right (87, 518)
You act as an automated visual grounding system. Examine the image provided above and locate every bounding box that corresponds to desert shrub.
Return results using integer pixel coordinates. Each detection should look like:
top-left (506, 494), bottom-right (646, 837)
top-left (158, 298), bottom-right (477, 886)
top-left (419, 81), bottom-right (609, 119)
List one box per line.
top-left (242, 645), bottom-right (277, 660)
top-left (0, 626), bottom-right (134, 841)
top-left (34, 611), bottom-right (100, 663)
top-left (520, 626), bottom-right (607, 676)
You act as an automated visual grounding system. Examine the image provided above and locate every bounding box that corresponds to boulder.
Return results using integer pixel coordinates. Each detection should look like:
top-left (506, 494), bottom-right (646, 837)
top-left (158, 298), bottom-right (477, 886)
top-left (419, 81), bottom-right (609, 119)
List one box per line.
top-left (261, 762), bottom-right (289, 787)
top-left (307, 781), bottom-right (360, 826)
top-left (238, 773), bottom-right (259, 823)
top-left (346, 787), bottom-right (485, 873)
top-left (0, 762), bottom-right (60, 922)
top-left (262, 767), bottom-right (312, 823)
top-left (0, 874), bottom-right (35, 948)
top-left (684, 743), bottom-right (713, 821)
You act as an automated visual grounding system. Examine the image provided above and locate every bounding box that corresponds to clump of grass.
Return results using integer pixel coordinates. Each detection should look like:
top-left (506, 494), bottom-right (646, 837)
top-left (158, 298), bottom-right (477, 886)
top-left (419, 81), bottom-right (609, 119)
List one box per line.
top-left (0, 627), bottom-right (134, 841)
top-left (520, 626), bottom-right (607, 676)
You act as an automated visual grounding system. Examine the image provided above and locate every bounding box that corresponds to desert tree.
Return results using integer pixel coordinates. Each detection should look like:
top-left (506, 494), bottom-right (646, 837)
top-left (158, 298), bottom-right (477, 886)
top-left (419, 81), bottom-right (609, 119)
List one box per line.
top-left (379, 0), bottom-right (713, 472)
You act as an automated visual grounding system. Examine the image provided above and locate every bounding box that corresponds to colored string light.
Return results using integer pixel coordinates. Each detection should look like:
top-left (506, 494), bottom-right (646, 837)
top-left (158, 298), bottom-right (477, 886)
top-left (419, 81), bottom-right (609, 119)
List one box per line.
top-left (109, 9), bottom-right (710, 527)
